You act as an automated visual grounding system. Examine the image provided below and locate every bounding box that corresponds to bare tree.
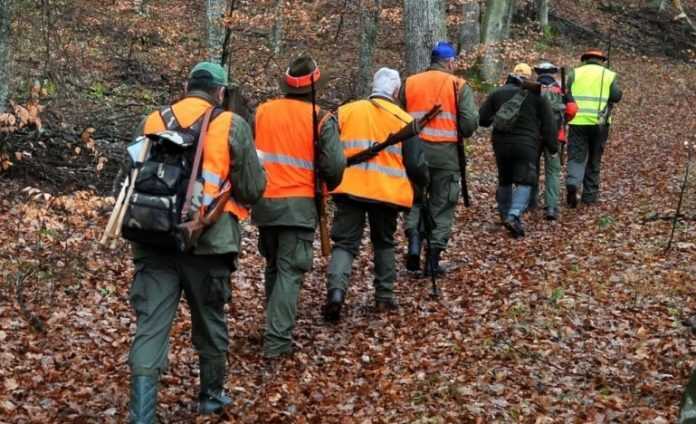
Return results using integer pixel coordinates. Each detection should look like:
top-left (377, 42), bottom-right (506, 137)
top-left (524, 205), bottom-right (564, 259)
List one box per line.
top-left (459, 0), bottom-right (480, 53)
top-left (0, 0), bottom-right (10, 112)
top-left (206, 0), bottom-right (227, 64)
top-left (480, 0), bottom-right (514, 82)
top-left (403, 0), bottom-right (447, 75)
top-left (269, 0), bottom-right (283, 56)
top-left (355, 0), bottom-right (381, 98)
top-left (536, 0), bottom-right (549, 31)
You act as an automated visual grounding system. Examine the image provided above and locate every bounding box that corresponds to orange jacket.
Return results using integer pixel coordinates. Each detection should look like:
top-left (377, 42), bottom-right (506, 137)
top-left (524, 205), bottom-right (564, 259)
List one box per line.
top-left (255, 98), bottom-right (331, 199)
top-left (405, 70), bottom-right (463, 143)
top-left (143, 96), bottom-right (248, 220)
top-left (332, 98), bottom-right (414, 208)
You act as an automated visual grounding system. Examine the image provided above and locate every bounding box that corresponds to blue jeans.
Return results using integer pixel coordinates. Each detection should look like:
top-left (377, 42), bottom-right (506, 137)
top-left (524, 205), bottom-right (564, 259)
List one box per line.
top-left (496, 184), bottom-right (532, 218)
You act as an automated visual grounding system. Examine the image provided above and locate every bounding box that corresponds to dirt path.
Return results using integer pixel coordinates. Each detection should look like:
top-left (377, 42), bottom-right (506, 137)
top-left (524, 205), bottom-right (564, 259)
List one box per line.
top-left (1, 50), bottom-right (695, 423)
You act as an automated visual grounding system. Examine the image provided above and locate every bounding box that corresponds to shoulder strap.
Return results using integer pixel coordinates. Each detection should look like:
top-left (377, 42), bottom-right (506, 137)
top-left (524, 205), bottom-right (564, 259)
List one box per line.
top-left (159, 106), bottom-right (181, 131)
top-left (180, 107), bottom-right (216, 221)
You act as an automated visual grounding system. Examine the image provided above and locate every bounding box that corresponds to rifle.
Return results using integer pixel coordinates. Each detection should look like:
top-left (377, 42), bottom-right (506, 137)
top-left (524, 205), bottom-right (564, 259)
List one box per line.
top-left (597, 38), bottom-right (613, 127)
top-left (100, 136), bottom-right (152, 248)
top-left (453, 82), bottom-right (470, 207)
top-left (420, 191), bottom-right (439, 298)
top-left (311, 73), bottom-right (331, 257)
top-left (346, 104), bottom-right (442, 166)
top-left (560, 66), bottom-right (568, 165)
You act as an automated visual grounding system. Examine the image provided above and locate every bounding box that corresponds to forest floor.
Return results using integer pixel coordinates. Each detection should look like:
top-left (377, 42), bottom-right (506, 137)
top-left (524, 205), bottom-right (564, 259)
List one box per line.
top-left (1, 1), bottom-right (696, 423)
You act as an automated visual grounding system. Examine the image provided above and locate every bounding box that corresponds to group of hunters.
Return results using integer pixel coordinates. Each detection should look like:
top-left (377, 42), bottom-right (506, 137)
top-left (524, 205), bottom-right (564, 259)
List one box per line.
top-left (119, 40), bottom-right (622, 422)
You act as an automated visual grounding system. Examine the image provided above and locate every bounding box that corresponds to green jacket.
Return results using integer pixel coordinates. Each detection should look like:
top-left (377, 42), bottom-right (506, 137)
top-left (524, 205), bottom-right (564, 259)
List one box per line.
top-left (251, 96), bottom-right (345, 230)
top-left (132, 91), bottom-right (266, 259)
top-left (399, 62), bottom-right (479, 172)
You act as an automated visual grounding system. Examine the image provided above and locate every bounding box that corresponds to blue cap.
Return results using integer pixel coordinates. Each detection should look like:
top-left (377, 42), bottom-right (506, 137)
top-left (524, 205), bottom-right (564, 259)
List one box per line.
top-left (431, 41), bottom-right (456, 61)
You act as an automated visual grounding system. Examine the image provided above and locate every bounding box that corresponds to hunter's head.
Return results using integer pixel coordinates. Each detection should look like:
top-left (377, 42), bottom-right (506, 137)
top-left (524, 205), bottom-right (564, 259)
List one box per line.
top-left (431, 41), bottom-right (457, 71)
top-left (186, 62), bottom-right (228, 105)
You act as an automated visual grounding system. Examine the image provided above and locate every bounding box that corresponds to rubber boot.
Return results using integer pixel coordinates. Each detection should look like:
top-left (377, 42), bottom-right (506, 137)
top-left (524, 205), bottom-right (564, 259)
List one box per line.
top-left (323, 288), bottom-right (345, 322)
top-left (198, 356), bottom-right (232, 415)
top-left (566, 185), bottom-right (578, 209)
top-left (128, 375), bottom-right (158, 424)
top-left (406, 233), bottom-right (422, 272)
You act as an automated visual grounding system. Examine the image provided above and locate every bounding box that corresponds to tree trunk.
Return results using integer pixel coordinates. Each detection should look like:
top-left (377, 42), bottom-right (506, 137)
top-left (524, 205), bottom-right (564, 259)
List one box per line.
top-left (480, 0), bottom-right (513, 82)
top-left (0, 0), bottom-right (10, 112)
top-left (403, 0), bottom-right (447, 75)
top-left (355, 0), bottom-right (381, 98)
top-left (536, 0), bottom-right (548, 30)
top-left (268, 0), bottom-right (283, 56)
top-left (206, 0), bottom-right (227, 65)
top-left (459, 1), bottom-right (480, 53)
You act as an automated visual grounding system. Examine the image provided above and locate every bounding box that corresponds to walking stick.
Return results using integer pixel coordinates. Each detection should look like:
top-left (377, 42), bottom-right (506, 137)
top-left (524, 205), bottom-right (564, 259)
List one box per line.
top-left (666, 141), bottom-right (693, 251)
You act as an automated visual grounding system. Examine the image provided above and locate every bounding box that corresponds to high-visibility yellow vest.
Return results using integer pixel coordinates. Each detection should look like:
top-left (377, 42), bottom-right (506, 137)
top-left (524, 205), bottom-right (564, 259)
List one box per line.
top-left (331, 98), bottom-right (414, 208)
top-left (569, 64), bottom-right (616, 125)
top-left (255, 98), bottom-right (331, 199)
top-left (143, 97), bottom-right (249, 220)
top-left (405, 70), bottom-right (463, 143)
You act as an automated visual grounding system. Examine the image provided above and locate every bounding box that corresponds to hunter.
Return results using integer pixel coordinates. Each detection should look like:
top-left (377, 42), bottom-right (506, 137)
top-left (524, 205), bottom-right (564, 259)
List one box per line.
top-left (532, 61), bottom-right (578, 220)
top-left (252, 56), bottom-right (346, 358)
top-left (565, 49), bottom-right (622, 207)
top-left (126, 62), bottom-right (266, 422)
top-left (323, 68), bottom-right (429, 321)
top-left (478, 63), bottom-right (556, 238)
top-left (401, 41), bottom-right (478, 275)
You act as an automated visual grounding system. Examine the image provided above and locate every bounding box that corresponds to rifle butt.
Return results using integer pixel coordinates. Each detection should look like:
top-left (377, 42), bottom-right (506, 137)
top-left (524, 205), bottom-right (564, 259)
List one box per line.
top-left (100, 177), bottom-right (129, 245)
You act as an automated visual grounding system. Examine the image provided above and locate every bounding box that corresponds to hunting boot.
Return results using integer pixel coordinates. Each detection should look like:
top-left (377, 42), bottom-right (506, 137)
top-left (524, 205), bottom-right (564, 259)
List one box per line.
top-left (128, 375), bottom-right (158, 424)
top-left (406, 233), bottom-right (422, 272)
top-left (423, 248), bottom-right (446, 277)
top-left (566, 185), bottom-right (578, 208)
top-left (322, 288), bottom-right (345, 322)
top-left (198, 357), bottom-right (232, 415)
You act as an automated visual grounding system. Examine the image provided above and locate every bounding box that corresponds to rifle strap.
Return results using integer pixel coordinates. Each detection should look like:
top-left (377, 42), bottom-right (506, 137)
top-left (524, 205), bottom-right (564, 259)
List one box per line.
top-left (181, 107), bottom-right (215, 222)
top-left (368, 98), bottom-right (410, 125)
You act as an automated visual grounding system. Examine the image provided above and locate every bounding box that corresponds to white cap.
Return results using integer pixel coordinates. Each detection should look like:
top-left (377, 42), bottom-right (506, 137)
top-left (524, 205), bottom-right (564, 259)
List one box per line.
top-left (371, 67), bottom-right (401, 100)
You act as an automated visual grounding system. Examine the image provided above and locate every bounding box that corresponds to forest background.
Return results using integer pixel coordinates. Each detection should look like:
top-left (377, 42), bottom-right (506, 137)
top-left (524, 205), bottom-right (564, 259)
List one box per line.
top-left (1, 0), bottom-right (696, 422)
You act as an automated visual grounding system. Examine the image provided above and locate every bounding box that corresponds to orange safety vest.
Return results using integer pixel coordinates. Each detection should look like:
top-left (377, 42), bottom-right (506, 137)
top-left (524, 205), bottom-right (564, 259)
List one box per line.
top-left (404, 70), bottom-right (462, 143)
top-left (255, 98), bottom-right (330, 199)
top-left (143, 96), bottom-right (249, 220)
top-left (332, 98), bottom-right (414, 208)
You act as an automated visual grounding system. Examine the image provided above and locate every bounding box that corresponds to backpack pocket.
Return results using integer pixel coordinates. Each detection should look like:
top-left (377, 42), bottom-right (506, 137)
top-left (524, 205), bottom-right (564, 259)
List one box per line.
top-left (123, 193), bottom-right (177, 233)
top-left (135, 161), bottom-right (184, 195)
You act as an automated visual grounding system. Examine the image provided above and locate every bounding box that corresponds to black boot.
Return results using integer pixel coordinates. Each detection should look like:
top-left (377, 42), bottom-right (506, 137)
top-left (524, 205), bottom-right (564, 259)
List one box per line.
top-left (198, 357), bottom-right (232, 415)
top-left (566, 185), bottom-right (578, 209)
top-left (503, 215), bottom-right (525, 238)
top-left (322, 288), bottom-right (345, 322)
top-left (406, 233), bottom-right (422, 272)
top-left (375, 297), bottom-right (399, 312)
top-left (544, 207), bottom-right (559, 221)
top-left (424, 248), bottom-right (445, 277)
top-left (128, 375), bottom-right (158, 424)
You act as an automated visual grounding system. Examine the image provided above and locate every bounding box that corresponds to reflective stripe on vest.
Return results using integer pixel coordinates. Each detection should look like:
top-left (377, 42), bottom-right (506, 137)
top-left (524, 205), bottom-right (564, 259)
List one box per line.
top-left (255, 98), bottom-right (329, 199)
top-left (569, 64), bottom-right (616, 126)
top-left (331, 98), bottom-right (414, 208)
top-left (143, 97), bottom-right (249, 220)
top-left (405, 70), bottom-right (462, 143)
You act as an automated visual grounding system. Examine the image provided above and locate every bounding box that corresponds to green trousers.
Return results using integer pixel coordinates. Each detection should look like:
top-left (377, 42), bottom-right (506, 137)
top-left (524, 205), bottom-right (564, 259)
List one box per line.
top-left (258, 226), bottom-right (314, 358)
top-left (681, 366), bottom-right (696, 423)
top-left (405, 168), bottom-right (460, 250)
top-left (566, 124), bottom-right (609, 203)
top-left (533, 146), bottom-right (562, 209)
top-left (128, 252), bottom-right (232, 377)
top-left (327, 199), bottom-right (398, 302)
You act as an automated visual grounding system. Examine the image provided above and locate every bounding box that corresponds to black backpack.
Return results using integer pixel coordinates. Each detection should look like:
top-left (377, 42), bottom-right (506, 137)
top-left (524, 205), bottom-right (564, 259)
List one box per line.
top-left (493, 89), bottom-right (529, 132)
top-left (121, 106), bottom-right (222, 251)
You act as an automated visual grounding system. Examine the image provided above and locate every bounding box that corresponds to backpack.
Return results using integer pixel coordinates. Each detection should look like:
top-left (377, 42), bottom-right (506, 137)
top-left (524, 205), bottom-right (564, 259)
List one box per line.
top-left (540, 83), bottom-right (566, 133)
top-left (493, 89), bottom-right (528, 132)
top-left (121, 106), bottom-right (222, 252)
